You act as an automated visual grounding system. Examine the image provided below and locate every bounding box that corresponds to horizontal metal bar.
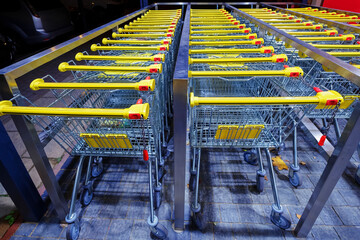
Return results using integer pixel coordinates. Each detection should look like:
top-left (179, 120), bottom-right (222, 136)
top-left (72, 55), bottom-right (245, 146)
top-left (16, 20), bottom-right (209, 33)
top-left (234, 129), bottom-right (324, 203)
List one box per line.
top-left (225, 3), bottom-right (360, 88)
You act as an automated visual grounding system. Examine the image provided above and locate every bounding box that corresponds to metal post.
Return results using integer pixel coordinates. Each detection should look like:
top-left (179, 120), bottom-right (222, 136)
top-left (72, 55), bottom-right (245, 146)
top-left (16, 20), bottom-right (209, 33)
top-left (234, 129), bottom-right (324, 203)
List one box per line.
top-left (295, 103), bottom-right (360, 237)
top-left (0, 122), bottom-right (46, 221)
top-left (173, 2), bottom-right (190, 231)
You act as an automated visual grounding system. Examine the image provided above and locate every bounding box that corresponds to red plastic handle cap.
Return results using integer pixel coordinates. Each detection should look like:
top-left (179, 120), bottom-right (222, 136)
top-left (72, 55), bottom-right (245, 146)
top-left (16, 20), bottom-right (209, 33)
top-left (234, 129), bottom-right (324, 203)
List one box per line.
top-left (284, 65), bottom-right (289, 68)
top-left (276, 58), bottom-right (284, 63)
top-left (163, 40), bottom-right (169, 44)
top-left (329, 32), bottom-right (335, 36)
top-left (290, 72), bottom-right (299, 77)
top-left (313, 87), bottom-right (322, 93)
top-left (143, 150), bottom-right (149, 161)
top-left (244, 30), bottom-right (249, 33)
top-left (233, 22), bottom-right (239, 25)
top-left (149, 68), bottom-right (158, 73)
top-left (318, 135), bottom-right (326, 146)
top-left (255, 41), bottom-right (261, 45)
top-left (326, 99), bottom-right (338, 105)
top-left (239, 25), bottom-right (244, 29)
top-left (139, 86), bottom-right (149, 91)
top-left (264, 49), bottom-right (271, 53)
top-left (154, 57), bottom-right (161, 62)
top-left (145, 76), bottom-right (151, 80)
top-left (289, 17), bottom-right (293, 19)
top-left (306, 23), bottom-right (312, 26)
top-left (346, 37), bottom-right (353, 41)
top-left (129, 113), bottom-right (141, 119)
top-left (249, 35), bottom-right (255, 39)
top-left (296, 19), bottom-right (301, 23)
top-left (167, 33), bottom-right (172, 37)
top-left (136, 98), bottom-right (143, 104)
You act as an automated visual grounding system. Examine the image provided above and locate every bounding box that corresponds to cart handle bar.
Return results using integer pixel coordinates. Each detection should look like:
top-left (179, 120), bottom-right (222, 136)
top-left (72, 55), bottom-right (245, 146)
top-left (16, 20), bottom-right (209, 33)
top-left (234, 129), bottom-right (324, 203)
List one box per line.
top-left (102, 38), bottom-right (171, 45)
top-left (0, 101), bottom-right (150, 119)
top-left (188, 67), bottom-right (303, 78)
top-left (58, 62), bottom-right (162, 74)
top-left (189, 46), bottom-right (274, 54)
top-left (189, 54), bottom-right (288, 64)
top-left (189, 38), bottom-right (264, 46)
top-left (190, 91), bottom-right (344, 110)
top-left (75, 52), bottom-right (165, 62)
top-left (30, 78), bottom-right (155, 91)
top-left (91, 44), bottom-right (169, 51)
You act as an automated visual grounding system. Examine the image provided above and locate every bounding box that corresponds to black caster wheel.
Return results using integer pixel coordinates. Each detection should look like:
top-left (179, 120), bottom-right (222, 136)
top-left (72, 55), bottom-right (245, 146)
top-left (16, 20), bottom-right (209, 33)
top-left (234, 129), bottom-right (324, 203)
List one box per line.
top-left (256, 173), bottom-right (265, 193)
top-left (150, 224), bottom-right (168, 240)
top-left (289, 172), bottom-right (302, 188)
top-left (270, 208), bottom-right (291, 230)
top-left (154, 189), bottom-right (162, 209)
top-left (66, 220), bottom-right (80, 240)
top-left (80, 182), bottom-right (94, 207)
top-left (92, 160), bottom-right (103, 178)
top-left (192, 211), bottom-right (206, 231)
top-left (244, 151), bottom-right (257, 165)
top-left (189, 174), bottom-right (196, 192)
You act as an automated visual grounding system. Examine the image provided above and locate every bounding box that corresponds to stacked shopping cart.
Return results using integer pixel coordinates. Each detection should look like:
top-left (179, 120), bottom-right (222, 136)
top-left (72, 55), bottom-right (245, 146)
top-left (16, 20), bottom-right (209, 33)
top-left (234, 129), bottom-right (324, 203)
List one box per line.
top-left (0, 8), bottom-right (182, 240)
top-left (187, 8), bottom-right (346, 230)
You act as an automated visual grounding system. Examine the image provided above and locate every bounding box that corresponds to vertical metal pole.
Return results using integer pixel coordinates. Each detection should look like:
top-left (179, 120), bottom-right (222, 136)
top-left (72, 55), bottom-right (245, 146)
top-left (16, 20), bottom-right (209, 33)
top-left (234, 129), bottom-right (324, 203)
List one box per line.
top-left (0, 76), bottom-right (68, 220)
top-left (173, 3), bottom-right (190, 231)
top-left (295, 103), bottom-right (360, 237)
top-left (0, 122), bottom-right (46, 221)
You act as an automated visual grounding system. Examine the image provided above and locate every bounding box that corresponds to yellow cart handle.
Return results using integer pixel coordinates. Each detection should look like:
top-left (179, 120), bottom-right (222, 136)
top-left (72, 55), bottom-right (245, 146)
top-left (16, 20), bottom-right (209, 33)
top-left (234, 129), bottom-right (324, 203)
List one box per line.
top-left (190, 91), bottom-right (343, 110)
top-left (130, 20), bottom-right (178, 25)
top-left (190, 28), bottom-right (252, 34)
top-left (75, 53), bottom-right (165, 62)
top-left (298, 34), bottom-right (355, 41)
top-left (298, 51), bottom-right (360, 57)
top-left (189, 54), bottom-right (288, 64)
top-left (189, 46), bottom-right (274, 54)
top-left (189, 34), bottom-right (257, 40)
top-left (102, 38), bottom-right (171, 45)
top-left (278, 24), bottom-right (323, 30)
top-left (262, 19), bottom-right (303, 23)
top-left (271, 22), bottom-right (313, 26)
top-left (189, 38), bottom-right (264, 46)
top-left (118, 28), bottom-right (174, 33)
top-left (288, 30), bottom-right (338, 36)
top-left (309, 44), bottom-right (360, 49)
top-left (124, 25), bottom-right (175, 29)
top-left (191, 24), bottom-right (246, 30)
top-left (90, 44), bottom-right (169, 51)
top-left (58, 62), bottom-right (162, 73)
top-left (190, 21), bottom-right (241, 26)
top-left (0, 101), bottom-right (150, 119)
top-left (188, 67), bottom-right (303, 78)
top-left (112, 32), bottom-right (174, 38)
top-left (30, 78), bottom-right (155, 91)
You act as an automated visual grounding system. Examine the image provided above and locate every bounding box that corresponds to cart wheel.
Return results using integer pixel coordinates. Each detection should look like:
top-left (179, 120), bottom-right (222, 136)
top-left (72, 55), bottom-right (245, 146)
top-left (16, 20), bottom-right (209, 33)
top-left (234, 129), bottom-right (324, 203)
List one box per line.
top-left (66, 220), bottom-right (80, 240)
top-left (150, 224), bottom-right (168, 240)
top-left (355, 165), bottom-right (360, 185)
top-left (91, 161), bottom-right (103, 178)
top-left (270, 213), bottom-right (291, 230)
top-left (244, 151), bottom-right (257, 165)
top-left (80, 183), bottom-right (93, 207)
top-left (154, 190), bottom-right (162, 209)
top-left (289, 172), bottom-right (302, 188)
top-left (189, 174), bottom-right (196, 192)
top-left (256, 173), bottom-right (265, 193)
top-left (192, 211), bottom-right (206, 231)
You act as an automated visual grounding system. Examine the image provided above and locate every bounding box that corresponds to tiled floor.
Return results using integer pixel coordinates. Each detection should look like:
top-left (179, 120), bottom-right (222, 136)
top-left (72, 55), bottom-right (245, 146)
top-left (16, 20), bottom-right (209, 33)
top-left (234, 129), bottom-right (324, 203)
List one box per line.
top-left (9, 120), bottom-right (360, 239)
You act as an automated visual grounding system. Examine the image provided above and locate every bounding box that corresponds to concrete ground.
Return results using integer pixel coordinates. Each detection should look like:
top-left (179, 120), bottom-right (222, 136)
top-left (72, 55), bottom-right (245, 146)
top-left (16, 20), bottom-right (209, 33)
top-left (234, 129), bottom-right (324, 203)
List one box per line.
top-left (8, 119), bottom-right (360, 240)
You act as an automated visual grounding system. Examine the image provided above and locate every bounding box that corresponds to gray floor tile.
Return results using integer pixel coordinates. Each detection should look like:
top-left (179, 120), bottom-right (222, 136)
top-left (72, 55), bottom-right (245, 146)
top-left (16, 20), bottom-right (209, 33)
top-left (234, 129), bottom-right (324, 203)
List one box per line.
top-left (230, 186), bottom-right (252, 204)
top-left (31, 219), bottom-right (64, 238)
top-left (333, 206), bottom-right (360, 225)
top-left (126, 201), bottom-right (146, 220)
top-left (334, 226), bottom-right (360, 239)
top-left (248, 224), bottom-right (285, 240)
top-left (190, 223), bottom-right (214, 240)
top-left (231, 223), bottom-right (251, 239)
top-left (319, 206), bottom-right (343, 226)
top-left (213, 222), bottom-right (233, 240)
top-left (106, 219), bottom-right (133, 240)
top-left (238, 204), bottom-right (267, 224)
top-left (310, 226), bottom-right (339, 240)
top-left (219, 204), bottom-right (240, 223)
top-left (13, 223), bottom-right (37, 237)
top-left (129, 220), bottom-right (149, 240)
top-left (79, 218), bottom-right (111, 240)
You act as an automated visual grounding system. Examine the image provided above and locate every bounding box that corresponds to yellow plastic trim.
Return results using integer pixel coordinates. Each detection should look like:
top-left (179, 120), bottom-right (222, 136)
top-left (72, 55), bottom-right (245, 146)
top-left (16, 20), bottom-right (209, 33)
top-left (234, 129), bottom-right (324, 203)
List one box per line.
top-left (58, 62), bottom-right (162, 73)
top-left (298, 34), bottom-right (355, 41)
top-left (112, 32), bottom-right (173, 38)
top-left (75, 52), bottom-right (165, 62)
top-left (124, 25), bottom-right (174, 29)
top-left (188, 67), bottom-right (303, 77)
top-left (189, 46), bottom-right (274, 54)
top-left (215, 125), bottom-right (264, 140)
top-left (189, 33), bottom-right (257, 40)
top-left (189, 38), bottom-right (264, 46)
top-left (90, 44), bottom-right (169, 51)
top-left (190, 25), bottom-right (245, 30)
top-left (189, 54), bottom-right (287, 64)
top-left (189, 91), bottom-right (343, 109)
top-left (118, 28), bottom-right (173, 33)
top-left (310, 44), bottom-right (360, 49)
top-left (278, 24), bottom-right (323, 29)
top-left (80, 133), bottom-right (133, 149)
top-left (30, 78), bottom-right (155, 91)
top-left (190, 28), bottom-right (252, 34)
top-left (287, 30), bottom-right (338, 36)
top-left (0, 101), bottom-right (150, 119)
top-left (102, 38), bottom-right (171, 45)
top-left (271, 22), bottom-right (313, 26)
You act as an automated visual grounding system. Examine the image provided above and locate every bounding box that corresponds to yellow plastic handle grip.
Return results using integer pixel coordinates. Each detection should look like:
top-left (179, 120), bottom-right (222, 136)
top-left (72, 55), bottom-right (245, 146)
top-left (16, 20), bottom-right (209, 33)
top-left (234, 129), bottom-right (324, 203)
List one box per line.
top-left (75, 53), bottom-right (165, 62)
top-left (309, 44), bottom-right (360, 49)
top-left (102, 38), bottom-right (171, 45)
top-left (58, 62), bottom-right (163, 73)
top-left (30, 78), bottom-right (155, 91)
top-left (124, 25), bottom-right (174, 29)
top-left (190, 28), bottom-right (252, 34)
top-left (189, 91), bottom-right (343, 109)
top-left (189, 46), bottom-right (274, 54)
top-left (118, 28), bottom-right (173, 33)
top-left (298, 34), bottom-right (355, 41)
top-left (188, 67), bottom-right (303, 77)
top-left (0, 101), bottom-right (150, 119)
top-left (90, 44), bottom-right (169, 51)
top-left (288, 30), bottom-right (338, 36)
top-left (189, 33), bottom-right (257, 40)
top-left (189, 38), bottom-right (264, 46)
top-left (189, 54), bottom-right (288, 64)
top-left (112, 32), bottom-right (173, 38)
